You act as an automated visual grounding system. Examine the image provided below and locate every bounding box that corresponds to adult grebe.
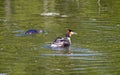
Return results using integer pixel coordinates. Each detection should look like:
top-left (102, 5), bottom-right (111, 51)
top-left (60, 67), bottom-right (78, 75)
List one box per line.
top-left (50, 29), bottom-right (77, 48)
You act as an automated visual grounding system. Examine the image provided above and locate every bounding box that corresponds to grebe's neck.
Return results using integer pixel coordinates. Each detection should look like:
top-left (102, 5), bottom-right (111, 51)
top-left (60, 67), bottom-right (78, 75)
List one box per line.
top-left (66, 32), bottom-right (71, 37)
top-left (66, 37), bottom-right (71, 44)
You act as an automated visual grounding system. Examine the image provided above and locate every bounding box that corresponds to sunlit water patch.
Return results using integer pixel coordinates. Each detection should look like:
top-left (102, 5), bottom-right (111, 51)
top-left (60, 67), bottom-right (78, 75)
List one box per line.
top-left (41, 12), bottom-right (60, 16)
top-left (0, 73), bottom-right (7, 75)
top-left (41, 53), bottom-right (102, 57)
top-left (40, 12), bottom-right (68, 18)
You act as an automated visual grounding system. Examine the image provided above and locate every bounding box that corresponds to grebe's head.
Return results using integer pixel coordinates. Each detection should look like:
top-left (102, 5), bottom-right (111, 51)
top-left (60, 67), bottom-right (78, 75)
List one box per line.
top-left (66, 29), bottom-right (77, 37)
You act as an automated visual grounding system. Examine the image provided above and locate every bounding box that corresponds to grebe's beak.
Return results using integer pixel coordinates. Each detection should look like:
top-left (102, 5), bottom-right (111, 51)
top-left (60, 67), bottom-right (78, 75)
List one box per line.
top-left (71, 32), bottom-right (77, 35)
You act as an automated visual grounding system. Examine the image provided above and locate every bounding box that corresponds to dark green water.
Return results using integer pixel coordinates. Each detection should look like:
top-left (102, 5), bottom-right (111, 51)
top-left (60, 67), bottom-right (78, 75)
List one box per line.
top-left (0, 0), bottom-right (120, 75)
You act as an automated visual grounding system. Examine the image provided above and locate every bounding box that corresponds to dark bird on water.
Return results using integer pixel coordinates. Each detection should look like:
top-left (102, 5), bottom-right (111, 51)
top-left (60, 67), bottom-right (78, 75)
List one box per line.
top-left (25, 29), bottom-right (45, 35)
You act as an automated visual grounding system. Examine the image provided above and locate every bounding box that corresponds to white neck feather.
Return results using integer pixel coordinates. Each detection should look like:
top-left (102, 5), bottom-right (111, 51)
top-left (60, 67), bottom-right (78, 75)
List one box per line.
top-left (66, 37), bottom-right (71, 44)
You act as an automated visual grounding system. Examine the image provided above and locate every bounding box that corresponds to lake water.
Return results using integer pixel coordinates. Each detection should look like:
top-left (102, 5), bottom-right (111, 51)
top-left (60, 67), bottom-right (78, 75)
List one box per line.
top-left (0, 0), bottom-right (120, 75)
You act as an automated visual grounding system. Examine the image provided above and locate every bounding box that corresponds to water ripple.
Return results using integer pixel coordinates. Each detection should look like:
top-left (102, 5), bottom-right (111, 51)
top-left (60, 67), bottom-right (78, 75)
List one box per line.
top-left (41, 53), bottom-right (102, 57)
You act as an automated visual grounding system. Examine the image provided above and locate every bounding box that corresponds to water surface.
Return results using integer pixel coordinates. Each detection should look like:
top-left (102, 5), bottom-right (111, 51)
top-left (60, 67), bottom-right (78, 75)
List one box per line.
top-left (0, 0), bottom-right (120, 75)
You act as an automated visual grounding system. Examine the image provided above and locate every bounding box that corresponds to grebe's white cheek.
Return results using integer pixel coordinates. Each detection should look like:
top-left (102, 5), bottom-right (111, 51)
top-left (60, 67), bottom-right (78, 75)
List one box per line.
top-left (71, 32), bottom-right (74, 34)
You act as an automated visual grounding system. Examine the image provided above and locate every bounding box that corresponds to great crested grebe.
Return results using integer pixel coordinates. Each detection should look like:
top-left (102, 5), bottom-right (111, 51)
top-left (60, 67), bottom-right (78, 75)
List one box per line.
top-left (25, 29), bottom-right (45, 34)
top-left (50, 29), bottom-right (77, 48)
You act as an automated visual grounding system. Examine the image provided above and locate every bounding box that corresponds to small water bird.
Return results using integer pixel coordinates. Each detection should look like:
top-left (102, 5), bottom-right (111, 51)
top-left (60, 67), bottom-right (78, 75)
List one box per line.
top-left (50, 29), bottom-right (77, 48)
top-left (25, 29), bottom-right (45, 35)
